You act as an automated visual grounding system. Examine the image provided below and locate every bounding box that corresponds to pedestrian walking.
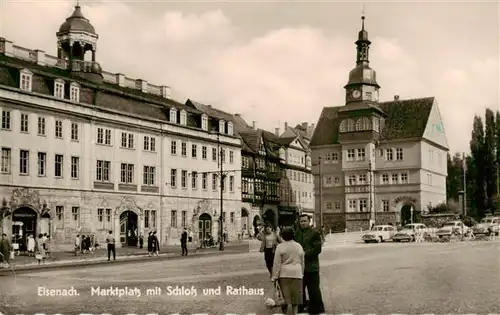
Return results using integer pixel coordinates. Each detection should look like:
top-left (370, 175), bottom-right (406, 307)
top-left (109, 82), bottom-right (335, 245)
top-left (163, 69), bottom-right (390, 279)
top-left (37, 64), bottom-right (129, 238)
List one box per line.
top-left (147, 232), bottom-right (153, 256)
top-left (74, 234), bottom-right (81, 256)
top-left (271, 227), bottom-right (304, 315)
top-left (260, 225), bottom-right (281, 277)
top-left (35, 234), bottom-right (45, 265)
top-left (139, 233), bottom-right (144, 249)
top-left (27, 234), bottom-right (35, 257)
top-left (295, 214), bottom-right (325, 315)
top-left (181, 228), bottom-right (188, 256)
top-left (45, 235), bottom-right (52, 259)
top-left (106, 230), bottom-right (116, 261)
top-left (152, 231), bottom-right (159, 256)
top-left (0, 233), bottom-right (12, 267)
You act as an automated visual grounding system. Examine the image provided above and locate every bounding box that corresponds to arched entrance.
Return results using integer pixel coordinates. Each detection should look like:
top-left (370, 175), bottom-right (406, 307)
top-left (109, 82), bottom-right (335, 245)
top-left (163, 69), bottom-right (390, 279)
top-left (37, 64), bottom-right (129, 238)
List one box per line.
top-left (12, 207), bottom-right (37, 252)
top-left (400, 204), bottom-right (415, 225)
top-left (263, 209), bottom-right (275, 228)
top-left (119, 211), bottom-right (138, 247)
top-left (252, 215), bottom-right (260, 237)
top-left (241, 208), bottom-right (249, 237)
top-left (198, 213), bottom-right (212, 243)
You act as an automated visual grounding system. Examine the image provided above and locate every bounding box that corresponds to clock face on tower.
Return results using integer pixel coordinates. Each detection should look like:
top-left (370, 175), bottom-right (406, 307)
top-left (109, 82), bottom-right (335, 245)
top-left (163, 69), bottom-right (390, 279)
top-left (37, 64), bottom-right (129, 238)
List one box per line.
top-left (352, 90), bottom-right (361, 98)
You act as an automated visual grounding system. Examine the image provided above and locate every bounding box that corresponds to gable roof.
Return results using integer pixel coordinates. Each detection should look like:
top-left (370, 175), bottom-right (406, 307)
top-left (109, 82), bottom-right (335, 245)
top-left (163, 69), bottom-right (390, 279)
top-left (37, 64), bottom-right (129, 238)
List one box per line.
top-left (310, 97), bottom-right (435, 147)
top-left (240, 128), bottom-right (282, 159)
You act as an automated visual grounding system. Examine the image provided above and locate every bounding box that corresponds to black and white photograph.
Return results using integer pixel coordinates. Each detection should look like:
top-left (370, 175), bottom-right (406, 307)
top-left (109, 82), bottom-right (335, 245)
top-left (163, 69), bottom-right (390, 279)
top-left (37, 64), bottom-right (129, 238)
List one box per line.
top-left (0, 0), bottom-right (498, 314)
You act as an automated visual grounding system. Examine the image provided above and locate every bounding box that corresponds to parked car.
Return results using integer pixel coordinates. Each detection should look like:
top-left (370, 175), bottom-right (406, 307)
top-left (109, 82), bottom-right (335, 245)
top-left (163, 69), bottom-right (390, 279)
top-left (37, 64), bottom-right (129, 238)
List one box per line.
top-left (473, 216), bottom-right (500, 236)
top-left (361, 225), bottom-right (395, 243)
top-left (436, 221), bottom-right (470, 239)
top-left (393, 223), bottom-right (427, 242)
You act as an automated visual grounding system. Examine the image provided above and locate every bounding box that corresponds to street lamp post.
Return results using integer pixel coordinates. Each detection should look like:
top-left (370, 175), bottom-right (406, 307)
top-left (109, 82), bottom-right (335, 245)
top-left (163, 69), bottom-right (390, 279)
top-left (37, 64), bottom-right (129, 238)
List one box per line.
top-left (216, 131), bottom-right (225, 251)
top-left (318, 156), bottom-right (323, 229)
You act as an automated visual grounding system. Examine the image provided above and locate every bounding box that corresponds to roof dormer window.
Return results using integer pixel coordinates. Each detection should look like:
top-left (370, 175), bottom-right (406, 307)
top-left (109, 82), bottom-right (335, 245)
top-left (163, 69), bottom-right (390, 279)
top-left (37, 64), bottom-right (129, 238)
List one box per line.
top-left (180, 110), bottom-right (187, 126)
top-left (69, 82), bottom-right (80, 103)
top-left (227, 121), bottom-right (233, 136)
top-left (219, 120), bottom-right (225, 134)
top-left (19, 69), bottom-right (32, 92)
top-left (54, 79), bottom-right (65, 99)
top-left (201, 114), bottom-right (208, 131)
top-left (339, 120), bottom-right (347, 133)
top-left (170, 108), bottom-right (177, 123)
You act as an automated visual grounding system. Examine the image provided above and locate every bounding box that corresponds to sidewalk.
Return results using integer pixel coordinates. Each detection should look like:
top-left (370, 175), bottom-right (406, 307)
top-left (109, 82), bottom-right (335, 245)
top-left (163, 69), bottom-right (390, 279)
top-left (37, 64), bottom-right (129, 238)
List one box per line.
top-left (0, 241), bottom-right (248, 275)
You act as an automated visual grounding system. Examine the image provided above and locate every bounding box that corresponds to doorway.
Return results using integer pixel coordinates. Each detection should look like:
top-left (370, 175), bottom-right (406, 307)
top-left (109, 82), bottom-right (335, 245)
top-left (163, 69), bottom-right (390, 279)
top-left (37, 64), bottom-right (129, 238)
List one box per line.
top-left (120, 211), bottom-right (138, 247)
top-left (400, 204), bottom-right (414, 225)
top-left (263, 209), bottom-right (275, 228)
top-left (198, 213), bottom-right (212, 243)
top-left (241, 208), bottom-right (249, 237)
top-left (12, 207), bottom-right (37, 252)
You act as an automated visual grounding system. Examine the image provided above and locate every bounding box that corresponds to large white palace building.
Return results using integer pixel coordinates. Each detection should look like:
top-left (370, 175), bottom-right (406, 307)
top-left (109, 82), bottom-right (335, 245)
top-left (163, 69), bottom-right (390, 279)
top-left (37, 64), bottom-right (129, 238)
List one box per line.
top-left (0, 5), bottom-right (242, 249)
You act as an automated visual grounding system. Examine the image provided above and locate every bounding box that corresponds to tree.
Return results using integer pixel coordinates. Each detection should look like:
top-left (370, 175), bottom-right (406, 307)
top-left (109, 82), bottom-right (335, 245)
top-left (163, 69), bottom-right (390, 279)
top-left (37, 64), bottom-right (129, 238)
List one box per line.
top-left (484, 109), bottom-right (497, 209)
top-left (470, 115), bottom-right (486, 218)
top-left (496, 111), bottom-right (500, 195)
top-left (446, 153), bottom-right (462, 201)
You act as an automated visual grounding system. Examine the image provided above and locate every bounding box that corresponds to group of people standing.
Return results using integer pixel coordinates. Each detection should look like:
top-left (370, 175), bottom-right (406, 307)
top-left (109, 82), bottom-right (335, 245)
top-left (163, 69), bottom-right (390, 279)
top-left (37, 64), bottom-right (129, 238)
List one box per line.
top-left (0, 233), bottom-right (52, 266)
top-left (259, 214), bottom-right (325, 315)
top-left (147, 231), bottom-right (160, 256)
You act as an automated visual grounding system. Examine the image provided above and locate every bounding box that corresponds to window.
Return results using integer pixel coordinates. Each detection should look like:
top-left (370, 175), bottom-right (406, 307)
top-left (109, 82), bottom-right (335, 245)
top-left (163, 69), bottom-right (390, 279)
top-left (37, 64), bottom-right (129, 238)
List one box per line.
top-left (96, 128), bottom-right (111, 145)
top-left (230, 212), bottom-right (235, 223)
top-left (19, 150), bottom-right (29, 175)
top-left (334, 201), bottom-right (341, 211)
top-left (427, 173), bottom-right (433, 185)
top-left (396, 148), bottom-right (403, 160)
top-left (391, 173), bottom-right (398, 184)
top-left (37, 117), bottom-right (46, 135)
top-left (325, 176), bottom-right (333, 186)
top-left (20, 70), bottom-right (32, 91)
top-left (401, 173), bottom-right (409, 184)
top-left (56, 206), bottom-right (64, 228)
top-left (70, 83), bottom-right (80, 102)
top-left (181, 170), bottom-right (187, 188)
top-left (229, 151), bottom-right (234, 164)
top-left (20, 113), bottom-right (29, 133)
top-left (171, 210), bottom-right (177, 228)
top-left (98, 209), bottom-right (104, 227)
top-left (182, 211), bottom-right (187, 228)
top-left (71, 123), bottom-right (79, 141)
top-left (143, 136), bottom-right (156, 152)
top-left (365, 92), bottom-right (372, 100)
top-left (171, 140), bottom-right (177, 155)
top-left (361, 117), bottom-right (371, 130)
top-left (1, 148), bottom-right (11, 173)
top-left (339, 120), bottom-right (347, 132)
top-left (348, 175), bottom-right (356, 186)
top-left (180, 110), bottom-right (187, 125)
top-left (212, 148), bottom-right (217, 161)
top-left (219, 120), bottom-right (225, 133)
top-left (151, 210), bottom-right (156, 228)
top-left (359, 199), bottom-right (367, 212)
top-left (181, 142), bottom-right (187, 156)
top-left (37, 152), bottom-right (46, 176)
top-left (192, 144), bottom-right (197, 158)
top-left (385, 149), bottom-right (393, 161)
top-left (229, 175), bottom-right (234, 192)
top-left (55, 120), bottom-right (63, 138)
top-left (1, 110), bottom-right (11, 130)
top-left (170, 169), bottom-right (177, 187)
top-left (143, 166), bottom-right (156, 186)
top-left (382, 200), bottom-right (390, 212)
top-left (106, 209), bottom-right (112, 226)
top-left (347, 149), bottom-right (355, 162)
top-left (221, 176), bottom-right (226, 192)
top-left (120, 163), bottom-right (134, 184)
top-left (145, 210), bottom-right (151, 228)
top-left (221, 149), bottom-right (226, 163)
top-left (202, 146), bottom-right (207, 159)
top-left (72, 207), bottom-right (80, 222)
top-left (192, 171), bottom-right (198, 189)
top-left (54, 80), bottom-right (64, 98)
top-left (202, 173), bottom-right (208, 190)
top-left (227, 122), bottom-right (233, 135)
top-left (55, 154), bottom-right (63, 177)
top-left (348, 200), bottom-right (357, 211)
top-left (356, 119), bottom-right (363, 130)
top-left (96, 160), bottom-right (111, 182)
top-left (326, 202), bottom-right (333, 211)
top-left (358, 174), bottom-right (367, 184)
top-left (105, 129), bottom-right (111, 145)
top-left (201, 114), bottom-right (208, 131)
top-left (382, 174), bottom-right (389, 184)
top-left (347, 119), bottom-right (355, 132)
top-left (332, 152), bottom-right (339, 161)
top-left (170, 108), bottom-right (177, 123)
top-left (357, 148), bottom-right (365, 161)
top-left (334, 176), bottom-right (340, 185)
top-left (97, 128), bottom-right (104, 144)
top-left (121, 132), bottom-right (134, 149)
top-left (212, 174), bottom-right (217, 190)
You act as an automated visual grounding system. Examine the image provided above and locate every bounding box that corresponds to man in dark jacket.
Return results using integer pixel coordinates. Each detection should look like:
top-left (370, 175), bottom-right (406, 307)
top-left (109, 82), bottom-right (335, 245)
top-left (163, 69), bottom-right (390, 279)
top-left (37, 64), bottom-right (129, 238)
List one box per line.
top-left (180, 228), bottom-right (188, 256)
top-left (295, 214), bottom-right (325, 314)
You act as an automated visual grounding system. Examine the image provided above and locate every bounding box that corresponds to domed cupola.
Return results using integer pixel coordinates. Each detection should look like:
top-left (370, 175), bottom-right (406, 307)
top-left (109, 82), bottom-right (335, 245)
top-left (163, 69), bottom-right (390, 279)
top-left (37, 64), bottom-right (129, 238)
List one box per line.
top-left (344, 16), bottom-right (381, 105)
top-left (56, 3), bottom-right (102, 82)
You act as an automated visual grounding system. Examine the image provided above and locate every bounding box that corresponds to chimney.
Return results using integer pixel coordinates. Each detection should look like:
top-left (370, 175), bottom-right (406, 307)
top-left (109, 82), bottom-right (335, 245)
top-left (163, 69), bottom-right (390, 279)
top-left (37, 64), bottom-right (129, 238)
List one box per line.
top-left (160, 85), bottom-right (171, 98)
top-left (252, 121), bottom-right (256, 130)
top-left (235, 113), bottom-right (241, 117)
top-left (301, 122), bottom-right (308, 130)
top-left (116, 73), bottom-right (125, 87)
top-left (34, 49), bottom-right (45, 66)
top-left (394, 95), bottom-right (400, 101)
top-left (284, 122), bottom-right (288, 130)
top-left (275, 127), bottom-right (280, 136)
top-left (0, 38), bottom-right (14, 57)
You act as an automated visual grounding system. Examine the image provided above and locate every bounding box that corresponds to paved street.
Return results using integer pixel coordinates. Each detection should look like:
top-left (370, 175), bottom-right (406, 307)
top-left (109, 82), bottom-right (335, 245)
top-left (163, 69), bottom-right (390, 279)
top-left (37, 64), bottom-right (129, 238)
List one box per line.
top-left (1, 241), bottom-right (499, 314)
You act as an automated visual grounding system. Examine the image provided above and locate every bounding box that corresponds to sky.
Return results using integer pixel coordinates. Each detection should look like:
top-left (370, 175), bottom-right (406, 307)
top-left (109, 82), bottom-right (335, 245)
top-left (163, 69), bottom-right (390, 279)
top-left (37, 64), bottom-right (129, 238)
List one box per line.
top-left (0, 0), bottom-right (498, 154)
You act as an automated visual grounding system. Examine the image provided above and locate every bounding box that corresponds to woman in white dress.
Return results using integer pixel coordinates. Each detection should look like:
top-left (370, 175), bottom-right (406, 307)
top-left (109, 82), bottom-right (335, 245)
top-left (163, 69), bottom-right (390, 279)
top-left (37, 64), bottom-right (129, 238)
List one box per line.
top-left (27, 235), bottom-right (35, 256)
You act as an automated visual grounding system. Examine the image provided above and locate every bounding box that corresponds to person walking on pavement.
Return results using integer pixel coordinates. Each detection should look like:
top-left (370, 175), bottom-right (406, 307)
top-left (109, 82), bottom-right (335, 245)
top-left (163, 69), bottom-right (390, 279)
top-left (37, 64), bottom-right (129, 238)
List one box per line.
top-left (181, 228), bottom-right (188, 256)
top-left (0, 233), bottom-right (11, 267)
top-left (35, 234), bottom-right (46, 265)
top-left (259, 225), bottom-right (281, 277)
top-left (106, 230), bottom-right (116, 261)
top-left (147, 232), bottom-right (153, 256)
top-left (152, 231), bottom-right (159, 256)
top-left (139, 233), bottom-right (144, 249)
top-left (27, 234), bottom-right (35, 257)
top-left (74, 234), bottom-right (81, 256)
top-left (295, 214), bottom-right (325, 315)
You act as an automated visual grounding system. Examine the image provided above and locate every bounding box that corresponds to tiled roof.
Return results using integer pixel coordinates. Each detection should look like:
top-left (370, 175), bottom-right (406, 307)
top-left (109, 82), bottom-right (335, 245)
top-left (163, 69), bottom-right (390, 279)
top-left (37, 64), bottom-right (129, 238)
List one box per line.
top-left (240, 129), bottom-right (282, 159)
top-left (310, 97), bottom-right (434, 146)
top-left (185, 99), bottom-right (250, 133)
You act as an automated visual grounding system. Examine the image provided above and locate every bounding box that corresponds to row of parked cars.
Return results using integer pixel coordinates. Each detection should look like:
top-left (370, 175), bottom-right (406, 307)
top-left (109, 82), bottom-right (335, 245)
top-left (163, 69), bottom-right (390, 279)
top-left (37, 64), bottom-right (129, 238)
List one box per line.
top-left (361, 217), bottom-right (500, 243)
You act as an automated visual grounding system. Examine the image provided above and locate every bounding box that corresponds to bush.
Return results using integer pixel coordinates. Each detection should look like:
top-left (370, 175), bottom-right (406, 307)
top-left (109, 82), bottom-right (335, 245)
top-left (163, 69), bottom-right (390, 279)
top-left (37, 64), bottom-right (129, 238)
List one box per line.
top-left (462, 216), bottom-right (477, 227)
top-left (428, 203), bottom-right (448, 214)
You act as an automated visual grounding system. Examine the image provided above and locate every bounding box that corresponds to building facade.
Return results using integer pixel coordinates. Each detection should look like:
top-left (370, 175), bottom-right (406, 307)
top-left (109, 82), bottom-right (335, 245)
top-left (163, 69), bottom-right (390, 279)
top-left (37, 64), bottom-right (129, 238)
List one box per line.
top-left (0, 5), bottom-right (242, 250)
top-left (310, 17), bottom-right (449, 232)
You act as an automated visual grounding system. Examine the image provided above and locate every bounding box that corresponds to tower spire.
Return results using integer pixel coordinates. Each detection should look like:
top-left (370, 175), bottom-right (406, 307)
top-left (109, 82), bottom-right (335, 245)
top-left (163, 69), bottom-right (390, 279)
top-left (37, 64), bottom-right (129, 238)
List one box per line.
top-left (361, 3), bottom-right (365, 30)
top-left (76, 0), bottom-right (79, 7)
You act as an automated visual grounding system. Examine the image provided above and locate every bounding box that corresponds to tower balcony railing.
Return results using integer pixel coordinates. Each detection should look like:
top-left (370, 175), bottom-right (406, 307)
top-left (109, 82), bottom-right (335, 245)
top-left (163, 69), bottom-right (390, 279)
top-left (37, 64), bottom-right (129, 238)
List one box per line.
top-left (70, 59), bottom-right (102, 74)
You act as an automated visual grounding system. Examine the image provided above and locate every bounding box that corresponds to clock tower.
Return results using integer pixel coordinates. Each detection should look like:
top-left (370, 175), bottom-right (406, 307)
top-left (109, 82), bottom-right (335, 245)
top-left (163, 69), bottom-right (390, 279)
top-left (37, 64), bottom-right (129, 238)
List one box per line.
top-left (344, 16), bottom-right (380, 105)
